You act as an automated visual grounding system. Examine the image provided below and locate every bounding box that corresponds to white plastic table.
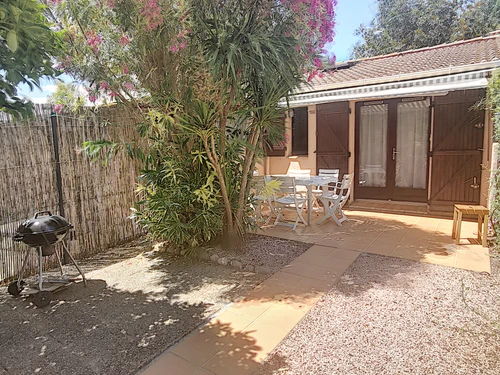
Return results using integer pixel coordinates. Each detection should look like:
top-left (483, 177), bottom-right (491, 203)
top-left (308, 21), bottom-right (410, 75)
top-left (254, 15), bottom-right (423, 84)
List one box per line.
top-left (271, 175), bottom-right (338, 225)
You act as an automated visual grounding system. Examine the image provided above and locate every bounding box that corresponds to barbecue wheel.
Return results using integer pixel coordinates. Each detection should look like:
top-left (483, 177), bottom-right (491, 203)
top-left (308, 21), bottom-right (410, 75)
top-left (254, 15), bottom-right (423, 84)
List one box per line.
top-left (33, 291), bottom-right (52, 308)
top-left (7, 281), bottom-right (24, 297)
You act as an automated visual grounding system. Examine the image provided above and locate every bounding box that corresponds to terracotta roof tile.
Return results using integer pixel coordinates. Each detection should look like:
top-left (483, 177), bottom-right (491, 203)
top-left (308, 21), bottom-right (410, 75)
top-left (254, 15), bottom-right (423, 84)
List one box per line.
top-left (304, 34), bottom-right (500, 93)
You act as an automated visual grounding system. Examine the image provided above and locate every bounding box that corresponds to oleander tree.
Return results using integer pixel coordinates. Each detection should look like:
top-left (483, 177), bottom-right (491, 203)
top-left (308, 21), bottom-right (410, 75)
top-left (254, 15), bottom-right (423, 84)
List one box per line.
top-left (0, 0), bottom-right (61, 118)
top-left (48, 0), bottom-right (337, 246)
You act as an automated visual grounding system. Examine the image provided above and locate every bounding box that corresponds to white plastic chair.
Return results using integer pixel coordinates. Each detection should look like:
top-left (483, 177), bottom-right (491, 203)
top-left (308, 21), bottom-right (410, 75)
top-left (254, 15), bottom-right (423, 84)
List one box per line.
top-left (311, 169), bottom-right (340, 209)
top-left (287, 169), bottom-right (311, 197)
top-left (312, 169), bottom-right (340, 194)
top-left (317, 173), bottom-right (353, 226)
top-left (272, 175), bottom-right (308, 230)
top-left (251, 175), bottom-right (274, 226)
top-left (287, 169), bottom-right (311, 178)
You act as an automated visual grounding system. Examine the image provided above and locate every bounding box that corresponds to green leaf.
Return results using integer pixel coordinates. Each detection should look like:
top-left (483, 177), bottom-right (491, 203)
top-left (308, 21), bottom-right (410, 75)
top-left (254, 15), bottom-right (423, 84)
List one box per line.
top-left (6, 30), bottom-right (18, 52)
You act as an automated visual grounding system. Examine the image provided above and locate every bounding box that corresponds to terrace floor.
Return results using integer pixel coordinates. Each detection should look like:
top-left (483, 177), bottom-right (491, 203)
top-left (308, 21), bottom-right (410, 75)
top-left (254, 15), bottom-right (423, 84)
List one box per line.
top-left (139, 209), bottom-right (491, 375)
top-left (264, 209), bottom-right (491, 273)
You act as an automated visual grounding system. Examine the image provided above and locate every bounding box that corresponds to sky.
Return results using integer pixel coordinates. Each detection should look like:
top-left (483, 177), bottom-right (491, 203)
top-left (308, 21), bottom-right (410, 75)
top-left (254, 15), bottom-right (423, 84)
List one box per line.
top-left (329, 0), bottom-right (377, 61)
top-left (19, 0), bottom-right (377, 103)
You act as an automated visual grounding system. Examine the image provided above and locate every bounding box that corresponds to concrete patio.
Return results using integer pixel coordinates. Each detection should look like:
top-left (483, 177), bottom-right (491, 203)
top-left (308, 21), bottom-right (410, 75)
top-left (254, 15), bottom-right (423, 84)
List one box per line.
top-left (138, 209), bottom-right (491, 375)
top-left (264, 209), bottom-right (491, 273)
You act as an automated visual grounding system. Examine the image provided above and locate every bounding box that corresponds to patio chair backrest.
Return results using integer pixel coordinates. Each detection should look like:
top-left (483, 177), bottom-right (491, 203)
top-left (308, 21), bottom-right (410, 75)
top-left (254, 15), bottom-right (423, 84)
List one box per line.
top-left (271, 175), bottom-right (297, 195)
top-left (287, 169), bottom-right (311, 178)
top-left (318, 169), bottom-right (340, 180)
top-left (338, 173), bottom-right (354, 207)
top-left (317, 169), bottom-right (340, 192)
top-left (340, 173), bottom-right (354, 190)
top-left (251, 175), bottom-right (267, 195)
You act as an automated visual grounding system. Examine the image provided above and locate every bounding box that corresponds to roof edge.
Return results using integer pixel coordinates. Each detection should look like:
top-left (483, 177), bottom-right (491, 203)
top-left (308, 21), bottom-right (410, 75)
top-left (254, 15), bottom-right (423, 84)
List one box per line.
top-left (298, 60), bottom-right (500, 94)
top-left (330, 32), bottom-right (500, 66)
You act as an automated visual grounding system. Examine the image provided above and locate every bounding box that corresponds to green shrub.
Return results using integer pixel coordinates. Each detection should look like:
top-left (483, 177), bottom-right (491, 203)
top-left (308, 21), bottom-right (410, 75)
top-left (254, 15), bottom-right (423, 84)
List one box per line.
top-left (132, 154), bottom-right (222, 249)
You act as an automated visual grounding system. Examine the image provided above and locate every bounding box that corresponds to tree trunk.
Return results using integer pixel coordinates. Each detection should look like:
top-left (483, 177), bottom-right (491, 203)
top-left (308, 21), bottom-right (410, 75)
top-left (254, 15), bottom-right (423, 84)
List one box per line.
top-left (235, 126), bottom-right (261, 224)
top-left (218, 84), bottom-right (236, 163)
top-left (202, 135), bottom-right (234, 238)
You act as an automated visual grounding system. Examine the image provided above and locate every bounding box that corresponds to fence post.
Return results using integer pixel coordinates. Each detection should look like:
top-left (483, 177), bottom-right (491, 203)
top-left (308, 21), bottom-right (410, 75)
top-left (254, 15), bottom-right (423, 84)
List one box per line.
top-left (50, 112), bottom-right (65, 218)
top-left (50, 112), bottom-right (70, 263)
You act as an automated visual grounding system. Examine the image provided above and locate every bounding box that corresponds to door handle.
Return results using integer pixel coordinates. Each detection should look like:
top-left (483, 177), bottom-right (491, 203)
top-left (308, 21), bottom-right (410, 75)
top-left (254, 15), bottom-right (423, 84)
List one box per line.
top-left (392, 147), bottom-right (398, 161)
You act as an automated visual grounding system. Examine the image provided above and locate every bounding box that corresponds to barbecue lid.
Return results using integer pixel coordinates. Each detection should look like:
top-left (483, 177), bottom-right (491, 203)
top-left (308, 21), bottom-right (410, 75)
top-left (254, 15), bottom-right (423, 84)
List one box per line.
top-left (14, 211), bottom-right (73, 238)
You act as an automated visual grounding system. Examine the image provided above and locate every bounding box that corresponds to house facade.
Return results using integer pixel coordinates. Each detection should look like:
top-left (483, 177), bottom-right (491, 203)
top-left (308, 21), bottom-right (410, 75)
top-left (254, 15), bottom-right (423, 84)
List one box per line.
top-left (260, 32), bottom-right (500, 214)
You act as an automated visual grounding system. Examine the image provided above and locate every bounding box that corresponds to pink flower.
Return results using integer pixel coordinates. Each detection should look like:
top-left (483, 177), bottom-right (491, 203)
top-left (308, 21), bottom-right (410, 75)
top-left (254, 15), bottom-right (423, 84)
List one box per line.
top-left (170, 44), bottom-right (179, 53)
top-left (100, 81), bottom-right (110, 91)
top-left (119, 35), bottom-right (130, 45)
top-left (123, 82), bottom-right (135, 91)
top-left (89, 95), bottom-right (98, 103)
top-left (179, 42), bottom-right (186, 50)
top-left (140, 0), bottom-right (163, 31)
top-left (123, 65), bottom-right (129, 74)
top-left (86, 30), bottom-right (103, 52)
top-left (308, 20), bottom-right (318, 30)
top-left (54, 104), bottom-right (64, 113)
top-left (314, 57), bottom-right (323, 68)
top-left (109, 92), bottom-right (119, 98)
top-left (307, 70), bottom-right (319, 82)
top-left (106, 0), bottom-right (115, 8)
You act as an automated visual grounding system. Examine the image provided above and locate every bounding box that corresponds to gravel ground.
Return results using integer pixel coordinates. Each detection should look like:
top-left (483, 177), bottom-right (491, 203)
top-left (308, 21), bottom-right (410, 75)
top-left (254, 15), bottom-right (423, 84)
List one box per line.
top-left (256, 253), bottom-right (500, 375)
top-left (206, 234), bottom-right (311, 273)
top-left (0, 236), bottom-right (303, 375)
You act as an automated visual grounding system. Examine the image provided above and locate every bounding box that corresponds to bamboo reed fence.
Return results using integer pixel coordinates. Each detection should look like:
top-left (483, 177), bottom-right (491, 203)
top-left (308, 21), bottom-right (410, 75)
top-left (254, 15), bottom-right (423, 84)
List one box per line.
top-left (0, 104), bottom-right (142, 283)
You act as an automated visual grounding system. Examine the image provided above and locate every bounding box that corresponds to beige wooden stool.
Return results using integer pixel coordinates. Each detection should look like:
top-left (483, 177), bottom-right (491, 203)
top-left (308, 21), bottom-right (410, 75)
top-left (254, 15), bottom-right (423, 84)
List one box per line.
top-left (452, 204), bottom-right (489, 247)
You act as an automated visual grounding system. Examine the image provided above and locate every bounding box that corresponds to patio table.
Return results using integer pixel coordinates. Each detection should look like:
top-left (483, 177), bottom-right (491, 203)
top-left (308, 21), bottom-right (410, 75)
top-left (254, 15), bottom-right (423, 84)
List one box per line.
top-left (270, 175), bottom-right (338, 225)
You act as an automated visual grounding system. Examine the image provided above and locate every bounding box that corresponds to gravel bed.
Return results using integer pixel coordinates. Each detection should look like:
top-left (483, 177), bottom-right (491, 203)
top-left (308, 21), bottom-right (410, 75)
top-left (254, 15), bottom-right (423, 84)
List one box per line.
top-left (205, 234), bottom-right (311, 273)
top-left (256, 253), bottom-right (500, 375)
top-left (0, 236), bottom-right (299, 375)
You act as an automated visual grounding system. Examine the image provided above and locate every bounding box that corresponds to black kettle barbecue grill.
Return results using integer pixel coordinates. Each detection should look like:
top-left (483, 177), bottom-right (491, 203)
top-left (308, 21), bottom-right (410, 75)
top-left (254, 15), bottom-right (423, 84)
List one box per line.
top-left (8, 211), bottom-right (86, 307)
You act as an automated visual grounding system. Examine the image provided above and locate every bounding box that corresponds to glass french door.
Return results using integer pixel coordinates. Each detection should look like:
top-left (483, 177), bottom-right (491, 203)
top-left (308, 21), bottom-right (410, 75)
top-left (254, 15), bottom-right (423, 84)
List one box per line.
top-left (355, 98), bottom-right (430, 202)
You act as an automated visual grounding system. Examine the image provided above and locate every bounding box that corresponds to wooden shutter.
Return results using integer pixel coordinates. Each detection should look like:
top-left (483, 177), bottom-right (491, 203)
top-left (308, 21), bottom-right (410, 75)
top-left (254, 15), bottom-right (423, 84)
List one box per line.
top-left (264, 118), bottom-right (287, 157)
top-left (429, 89), bottom-right (485, 213)
top-left (316, 101), bottom-right (350, 177)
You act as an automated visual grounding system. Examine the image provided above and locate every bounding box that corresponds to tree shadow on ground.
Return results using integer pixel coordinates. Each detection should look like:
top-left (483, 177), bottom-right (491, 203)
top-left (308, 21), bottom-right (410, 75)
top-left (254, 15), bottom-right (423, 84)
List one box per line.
top-left (0, 241), bottom-right (268, 375)
top-left (246, 211), bottom-right (488, 307)
top-left (0, 213), bottom-right (488, 375)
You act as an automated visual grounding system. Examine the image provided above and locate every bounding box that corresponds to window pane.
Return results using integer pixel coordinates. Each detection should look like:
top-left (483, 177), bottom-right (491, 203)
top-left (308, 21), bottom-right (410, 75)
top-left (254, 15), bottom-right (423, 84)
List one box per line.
top-left (359, 104), bottom-right (388, 187)
top-left (291, 107), bottom-right (308, 155)
top-left (396, 100), bottom-right (429, 189)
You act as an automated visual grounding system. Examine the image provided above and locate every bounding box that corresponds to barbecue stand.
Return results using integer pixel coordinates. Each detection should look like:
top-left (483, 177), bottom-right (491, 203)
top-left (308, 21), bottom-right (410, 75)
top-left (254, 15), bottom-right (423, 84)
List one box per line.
top-left (8, 211), bottom-right (87, 307)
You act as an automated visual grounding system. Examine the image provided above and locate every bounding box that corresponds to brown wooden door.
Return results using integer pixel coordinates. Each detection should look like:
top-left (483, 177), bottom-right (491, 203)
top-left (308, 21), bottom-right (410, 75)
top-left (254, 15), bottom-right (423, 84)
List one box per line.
top-left (316, 102), bottom-right (350, 177)
top-left (429, 89), bottom-right (485, 212)
top-left (355, 98), bottom-right (431, 202)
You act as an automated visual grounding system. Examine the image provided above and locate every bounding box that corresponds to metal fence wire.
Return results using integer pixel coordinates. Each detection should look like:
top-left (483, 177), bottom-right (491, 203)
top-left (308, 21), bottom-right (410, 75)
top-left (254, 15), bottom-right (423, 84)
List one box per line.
top-left (0, 105), bottom-right (142, 283)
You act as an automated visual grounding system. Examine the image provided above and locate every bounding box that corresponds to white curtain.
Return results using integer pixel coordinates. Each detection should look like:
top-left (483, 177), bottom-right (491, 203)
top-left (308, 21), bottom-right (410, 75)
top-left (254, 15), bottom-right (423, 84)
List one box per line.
top-left (396, 100), bottom-right (429, 189)
top-left (359, 104), bottom-right (388, 187)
